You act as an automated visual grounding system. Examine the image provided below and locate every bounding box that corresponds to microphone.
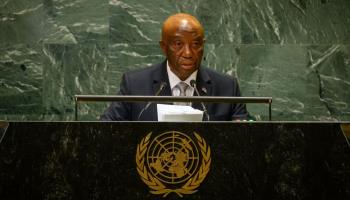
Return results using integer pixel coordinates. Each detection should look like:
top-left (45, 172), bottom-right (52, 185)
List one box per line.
top-left (137, 82), bottom-right (167, 120)
top-left (190, 80), bottom-right (210, 121)
top-left (201, 87), bottom-right (207, 94)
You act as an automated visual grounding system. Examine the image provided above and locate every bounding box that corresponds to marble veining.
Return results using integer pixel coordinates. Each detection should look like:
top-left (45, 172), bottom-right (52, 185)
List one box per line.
top-left (0, 0), bottom-right (349, 121)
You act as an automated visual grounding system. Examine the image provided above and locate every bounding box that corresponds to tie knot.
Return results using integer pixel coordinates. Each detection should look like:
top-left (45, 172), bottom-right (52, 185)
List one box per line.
top-left (176, 82), bottom-right (189, 96)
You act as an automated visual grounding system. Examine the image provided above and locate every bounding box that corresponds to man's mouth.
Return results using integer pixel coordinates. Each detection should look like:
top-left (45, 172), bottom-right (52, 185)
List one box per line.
top-left (181, 62), bottom-right (195, 66)
top-left (180, 63), bottom-right (195, 70)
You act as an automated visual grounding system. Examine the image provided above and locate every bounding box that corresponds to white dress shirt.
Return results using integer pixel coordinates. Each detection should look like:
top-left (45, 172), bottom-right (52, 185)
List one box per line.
top-left (166, 61), bottom-right (197, 97)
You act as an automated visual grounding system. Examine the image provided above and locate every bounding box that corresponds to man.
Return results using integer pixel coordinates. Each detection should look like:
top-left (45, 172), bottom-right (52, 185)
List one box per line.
top-left (101, 13), bottom-right (248, 121)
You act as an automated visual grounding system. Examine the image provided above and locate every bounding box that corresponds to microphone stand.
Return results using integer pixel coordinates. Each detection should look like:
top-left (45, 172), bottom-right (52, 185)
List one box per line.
top-left (190, 80), bottom-right (210, 121)
top-left (137, 82), bottom-right (167, 120)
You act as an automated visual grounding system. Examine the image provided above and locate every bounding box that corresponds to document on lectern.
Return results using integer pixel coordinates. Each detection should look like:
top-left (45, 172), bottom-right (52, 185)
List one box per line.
top-left (157, 104), bottom-right (203, 122)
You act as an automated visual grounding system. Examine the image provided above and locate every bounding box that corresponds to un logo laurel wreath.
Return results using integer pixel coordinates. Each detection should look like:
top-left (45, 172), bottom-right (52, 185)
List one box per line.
top-left (136, 131), bottom-right (211, 197)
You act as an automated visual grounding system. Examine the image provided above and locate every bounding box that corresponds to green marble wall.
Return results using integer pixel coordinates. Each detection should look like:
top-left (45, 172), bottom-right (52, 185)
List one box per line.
top-left (0, 0), bottom-right (349, 121)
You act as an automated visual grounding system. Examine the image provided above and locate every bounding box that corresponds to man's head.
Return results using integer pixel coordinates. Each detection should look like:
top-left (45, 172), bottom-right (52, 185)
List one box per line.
top-left (159, 13), bottom-right (205, 81)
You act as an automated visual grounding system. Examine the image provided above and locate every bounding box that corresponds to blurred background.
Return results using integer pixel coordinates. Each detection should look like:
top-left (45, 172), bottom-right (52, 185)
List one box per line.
top-left (0, 0), bottom-right (349, 121)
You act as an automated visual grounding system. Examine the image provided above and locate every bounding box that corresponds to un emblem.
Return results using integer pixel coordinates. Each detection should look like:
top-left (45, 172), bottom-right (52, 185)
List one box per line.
top-left (136, 131), bottom-right (211, 197)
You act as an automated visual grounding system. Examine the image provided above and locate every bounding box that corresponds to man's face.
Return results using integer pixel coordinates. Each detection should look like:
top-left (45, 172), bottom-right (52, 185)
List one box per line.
top-left (160, 20), bottom-right (205, 80)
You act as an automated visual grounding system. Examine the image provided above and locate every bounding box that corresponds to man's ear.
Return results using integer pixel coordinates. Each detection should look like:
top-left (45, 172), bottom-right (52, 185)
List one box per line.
top-left (159, 40), bottom-right (167, 55)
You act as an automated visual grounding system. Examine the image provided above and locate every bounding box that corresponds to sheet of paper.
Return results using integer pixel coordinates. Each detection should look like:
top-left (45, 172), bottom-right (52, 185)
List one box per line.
top-left (157, 104), bottom-right (203, 122)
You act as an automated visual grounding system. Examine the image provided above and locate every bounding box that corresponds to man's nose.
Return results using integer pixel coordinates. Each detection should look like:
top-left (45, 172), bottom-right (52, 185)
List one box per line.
top-left (182, 44), bottom-right (193, 58)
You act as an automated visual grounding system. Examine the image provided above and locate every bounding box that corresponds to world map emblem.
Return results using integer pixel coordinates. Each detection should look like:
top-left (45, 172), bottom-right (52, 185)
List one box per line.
top-left (136, 131), bottom-right (211, 197)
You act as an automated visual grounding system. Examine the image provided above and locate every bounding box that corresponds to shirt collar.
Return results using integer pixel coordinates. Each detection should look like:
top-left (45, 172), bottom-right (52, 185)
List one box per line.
top-left (166, 61), bottom-right (198, 89)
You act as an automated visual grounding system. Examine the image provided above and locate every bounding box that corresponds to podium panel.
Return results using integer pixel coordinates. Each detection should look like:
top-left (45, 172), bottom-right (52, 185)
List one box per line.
top-left (0, 122), bottom-right (349, 199)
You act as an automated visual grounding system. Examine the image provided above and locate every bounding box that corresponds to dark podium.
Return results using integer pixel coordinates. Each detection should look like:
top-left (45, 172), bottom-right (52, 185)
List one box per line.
top-left (1, 122), bottom-right (350, 200)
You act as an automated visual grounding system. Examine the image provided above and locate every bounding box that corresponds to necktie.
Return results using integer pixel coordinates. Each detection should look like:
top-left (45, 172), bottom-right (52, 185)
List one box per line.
top-left (174, 82), bottom-right (189, 106)
top-left (177, 82), bottom-right (188, 96)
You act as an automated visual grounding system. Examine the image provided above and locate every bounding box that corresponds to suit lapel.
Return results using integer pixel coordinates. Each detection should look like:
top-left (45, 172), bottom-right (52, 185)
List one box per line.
top-left (151, 60), bottom-right (172, 96)
top-left (192, 67), bottom-right (212, 111)
top-left (146, 60), bottom-right (171, 121)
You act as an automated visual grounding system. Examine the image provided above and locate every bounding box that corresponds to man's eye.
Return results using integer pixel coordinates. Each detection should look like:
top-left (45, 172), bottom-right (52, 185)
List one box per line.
top-left (192, 42), bottom-right (201, 48)
top-left (174, 41), bottom-right (183, 46)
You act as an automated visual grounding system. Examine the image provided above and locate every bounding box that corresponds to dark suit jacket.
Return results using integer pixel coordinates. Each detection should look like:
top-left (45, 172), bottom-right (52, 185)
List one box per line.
top-left (100, 60), bottom-right (248, 121)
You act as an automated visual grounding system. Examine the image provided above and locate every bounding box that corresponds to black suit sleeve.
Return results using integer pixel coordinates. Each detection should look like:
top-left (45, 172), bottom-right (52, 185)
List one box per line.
top-left (100, 74), bottom-right (132, 121)
top-left (231, 78), bottom-right (249, 120)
